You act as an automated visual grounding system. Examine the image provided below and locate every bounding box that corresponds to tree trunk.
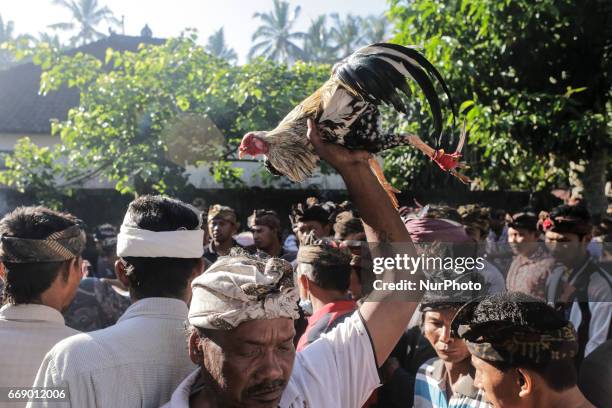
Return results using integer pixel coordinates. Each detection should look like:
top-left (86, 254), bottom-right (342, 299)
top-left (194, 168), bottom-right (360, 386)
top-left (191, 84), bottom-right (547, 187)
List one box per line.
top-left (574, 142), bottom-right (610, 219)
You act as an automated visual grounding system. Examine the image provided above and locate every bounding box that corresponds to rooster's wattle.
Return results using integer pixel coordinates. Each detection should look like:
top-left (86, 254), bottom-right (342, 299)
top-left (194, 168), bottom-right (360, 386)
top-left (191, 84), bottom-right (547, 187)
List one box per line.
top-left (239, 43), bottom-right (469, 207)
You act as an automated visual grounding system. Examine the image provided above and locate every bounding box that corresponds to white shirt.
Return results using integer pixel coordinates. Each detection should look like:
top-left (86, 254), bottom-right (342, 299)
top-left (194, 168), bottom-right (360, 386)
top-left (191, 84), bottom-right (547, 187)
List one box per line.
top-left (0, 304), bottom-right (79, 389)
top-left (29, 298), bottom-right (196, 408)
top-left (162, 311), bottom-right (381, 408)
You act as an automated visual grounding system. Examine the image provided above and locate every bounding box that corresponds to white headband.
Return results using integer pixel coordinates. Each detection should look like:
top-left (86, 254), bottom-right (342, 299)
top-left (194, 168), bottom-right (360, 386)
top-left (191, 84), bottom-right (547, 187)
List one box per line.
top-left (117, 225), bottom-right (204, 258)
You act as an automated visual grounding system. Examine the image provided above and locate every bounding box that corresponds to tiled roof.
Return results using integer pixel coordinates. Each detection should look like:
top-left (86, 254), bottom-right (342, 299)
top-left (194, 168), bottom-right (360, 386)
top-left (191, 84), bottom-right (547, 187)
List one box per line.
top-left (0, 35), bottom-right (164, 134)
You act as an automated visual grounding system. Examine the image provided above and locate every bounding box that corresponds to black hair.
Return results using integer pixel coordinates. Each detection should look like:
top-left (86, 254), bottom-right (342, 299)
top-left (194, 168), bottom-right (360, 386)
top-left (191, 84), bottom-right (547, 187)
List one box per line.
top-left (298, 247), bottom-right (351, 293)
top-left (489, 358), bottom-right (577, 392)
top-left (121, 195), bottom-right (201, 300)
top-left (0, 206), bottom-right (79, 305)
top-left (550, 204), bottom-right (591, 224)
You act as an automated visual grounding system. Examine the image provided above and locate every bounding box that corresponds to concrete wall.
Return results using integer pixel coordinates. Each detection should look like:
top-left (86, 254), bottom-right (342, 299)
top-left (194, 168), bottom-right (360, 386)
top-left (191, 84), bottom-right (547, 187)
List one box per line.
top-left (1, 133), bottom-right (347, 190)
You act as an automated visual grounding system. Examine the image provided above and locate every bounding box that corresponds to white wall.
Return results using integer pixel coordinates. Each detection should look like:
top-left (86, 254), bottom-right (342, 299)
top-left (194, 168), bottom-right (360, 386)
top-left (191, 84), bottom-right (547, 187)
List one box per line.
top-left (1, 133), bottom-right (348, 190)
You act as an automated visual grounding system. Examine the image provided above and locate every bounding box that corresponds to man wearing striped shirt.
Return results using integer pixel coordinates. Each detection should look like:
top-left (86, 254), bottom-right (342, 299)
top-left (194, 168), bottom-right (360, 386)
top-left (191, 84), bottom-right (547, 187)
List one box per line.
top-left (414, 273), bottom-right (492, 408)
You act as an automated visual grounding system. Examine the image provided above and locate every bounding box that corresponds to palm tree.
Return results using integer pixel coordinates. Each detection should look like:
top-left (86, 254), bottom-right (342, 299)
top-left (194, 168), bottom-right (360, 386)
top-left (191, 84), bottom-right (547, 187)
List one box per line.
top-left (330, 13), bottom-right (365, 59)
top-left (0, 14), bottom-right (15, 44)
top-left (37, 32), bottom-right (64, 49)
top-left (49, 0), bottom-right (119, 46)
top-left (302, 15), bottom-right (337, 64)
top-left (248, 0), bottom-right (305, 64)
top-left (0, 14), bottom-right (17, 69)
top-left (205, 28), bottom-right (238, 64)
top-left (362, 14), bottom-right (389, 44)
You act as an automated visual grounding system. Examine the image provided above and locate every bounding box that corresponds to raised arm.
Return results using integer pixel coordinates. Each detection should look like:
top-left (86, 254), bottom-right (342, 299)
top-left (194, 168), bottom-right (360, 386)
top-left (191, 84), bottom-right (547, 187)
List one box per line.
top-left (306, 119), bottom-right (422, 366)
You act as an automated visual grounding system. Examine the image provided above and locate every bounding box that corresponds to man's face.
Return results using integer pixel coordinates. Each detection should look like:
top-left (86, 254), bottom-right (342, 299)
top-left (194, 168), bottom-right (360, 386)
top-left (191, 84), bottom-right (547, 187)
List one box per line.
top-left (507, 227), bottom-right (538, 256)
top-left (251, 225), bottom-right (278, 252)
top-left (423, 309), bottom-right (470, 363)
top-left (472, 355), bottom-right (522, 408)
top-left (295, 220), bottom-right (328, 244)
top-left (209, 218), bottom-right (237, 245)
top-left (544, 230), bottom-right (587, 264)
top-left (193, 318), bottom-right (296, 408)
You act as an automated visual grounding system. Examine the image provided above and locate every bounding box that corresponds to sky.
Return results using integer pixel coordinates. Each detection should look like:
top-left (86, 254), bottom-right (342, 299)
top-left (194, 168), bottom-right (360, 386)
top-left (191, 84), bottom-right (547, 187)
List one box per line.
top-left (1, 0), bottom-right (389, 62)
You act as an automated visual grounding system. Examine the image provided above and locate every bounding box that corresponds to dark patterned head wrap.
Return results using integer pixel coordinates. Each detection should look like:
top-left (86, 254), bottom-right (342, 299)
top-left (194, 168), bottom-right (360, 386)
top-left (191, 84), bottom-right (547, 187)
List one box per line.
top-left (451, 292), bottom-right (578, 365)
top-left (247, 209), bottom-right (281, 231)
top-left (0, 224), bottom-right (86, 263)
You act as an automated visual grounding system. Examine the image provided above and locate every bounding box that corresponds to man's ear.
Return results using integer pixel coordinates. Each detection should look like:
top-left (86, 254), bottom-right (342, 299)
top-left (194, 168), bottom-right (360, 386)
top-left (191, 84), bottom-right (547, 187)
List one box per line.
top-left (298, 273), bottom-right (310, 299)
top-left (115, 259), bottom-right (130, 287)
top-left (0, 262), bottom-right (5, 281)
top-left (189, 330), bottom-right (204, 365)
top-left (191, 258), bottom-right (205, 281)
top-left (517, 368), bottom-right (534, 398)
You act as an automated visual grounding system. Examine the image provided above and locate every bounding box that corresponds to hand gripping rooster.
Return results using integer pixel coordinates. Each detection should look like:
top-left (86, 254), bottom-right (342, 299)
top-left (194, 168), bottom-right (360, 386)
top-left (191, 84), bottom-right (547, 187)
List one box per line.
top-left (239, 43), bottom-right (469, 208)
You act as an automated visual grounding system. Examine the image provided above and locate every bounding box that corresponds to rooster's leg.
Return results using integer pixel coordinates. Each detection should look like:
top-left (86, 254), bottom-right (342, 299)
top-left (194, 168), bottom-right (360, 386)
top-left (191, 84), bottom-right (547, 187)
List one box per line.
top-left (368, 156), bottom-right (400, 210)
top-left (403, 134), bottom-right (471, 184)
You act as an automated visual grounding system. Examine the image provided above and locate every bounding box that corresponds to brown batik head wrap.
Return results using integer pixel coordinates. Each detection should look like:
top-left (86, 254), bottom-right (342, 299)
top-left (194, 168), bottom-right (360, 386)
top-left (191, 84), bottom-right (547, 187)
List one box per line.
top-left (333, 211), bottom-right (364, 239)
top-left (247, 209), bottom-right (281, 231)
top-left (457, 204), bottom-right (491, 236)
top-left (0, 224), bottom-right (86, 263)
top-left (296, 233), bottom-right (352, 276)
top-left (207, 204), bottom-right (238, 224)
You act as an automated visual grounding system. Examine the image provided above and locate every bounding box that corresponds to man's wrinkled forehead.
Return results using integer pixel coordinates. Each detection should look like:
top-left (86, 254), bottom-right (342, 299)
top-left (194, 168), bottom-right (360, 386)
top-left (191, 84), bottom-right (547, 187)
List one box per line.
top-left (227, 318), bottom-right (296, 345)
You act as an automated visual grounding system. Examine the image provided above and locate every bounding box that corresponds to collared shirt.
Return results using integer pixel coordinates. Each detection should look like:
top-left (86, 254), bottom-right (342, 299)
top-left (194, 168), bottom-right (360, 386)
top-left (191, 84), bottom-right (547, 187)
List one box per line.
top-left (414, 358), bottom-right (492, 408)
top-left (296, 299), bottom-right (357, 352)
top-left (29, 298), bottom-right (196, 408)
top-left (162, 311), bottom-right (380, 408)
top-left (0, 304), bottom-right (79, 389)
top-left (506, 245), bottom-right (556, 300)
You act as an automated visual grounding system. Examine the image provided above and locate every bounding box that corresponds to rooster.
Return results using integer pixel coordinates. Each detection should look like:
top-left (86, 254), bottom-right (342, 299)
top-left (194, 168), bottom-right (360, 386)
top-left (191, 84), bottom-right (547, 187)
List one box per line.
top-left (239, 43), bottom-right (469, 208)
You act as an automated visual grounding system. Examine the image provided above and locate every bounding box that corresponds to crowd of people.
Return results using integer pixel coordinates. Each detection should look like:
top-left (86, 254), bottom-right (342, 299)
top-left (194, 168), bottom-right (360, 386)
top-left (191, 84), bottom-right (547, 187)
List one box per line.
top-left (0, 122), bottom-right (610, 407)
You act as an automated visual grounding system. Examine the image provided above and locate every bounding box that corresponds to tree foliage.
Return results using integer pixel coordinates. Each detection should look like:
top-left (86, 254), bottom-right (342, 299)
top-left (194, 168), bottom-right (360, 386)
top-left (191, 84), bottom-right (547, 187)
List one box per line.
top-left (0, 33), bottom-right (329, 203)
top-left (205, 28), bottom-right (237, 64)
top-left (49, 0), bottom-right (120, 46)
top-left (248, 0), bottom-right (305, 63)
top-left (385, 0), bottom-right (611, 197)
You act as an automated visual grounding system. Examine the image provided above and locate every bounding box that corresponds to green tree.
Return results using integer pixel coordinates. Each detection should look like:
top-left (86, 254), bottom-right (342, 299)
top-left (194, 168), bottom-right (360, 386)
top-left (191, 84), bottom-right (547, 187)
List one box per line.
top-left (0, 14), bottom-right (16, 69)
top-left (303, 15), bottom-right (337, 64)
top-left (205, 28), bottom-right (237, 64)
top-left (37, 32), bottom-right (64, 50)
top-left (361, 14), bottom-right (389, 44)
top-left (385, 0), bottom-right (611, 215)
top-left (49, 0), bottom-right (119, 46)
top-left (0, 33), bottom-right (330, 204)
top-left (248, 0), bottom-right (305, 63)
top-left (330, 13), bottom-right (364, 59)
